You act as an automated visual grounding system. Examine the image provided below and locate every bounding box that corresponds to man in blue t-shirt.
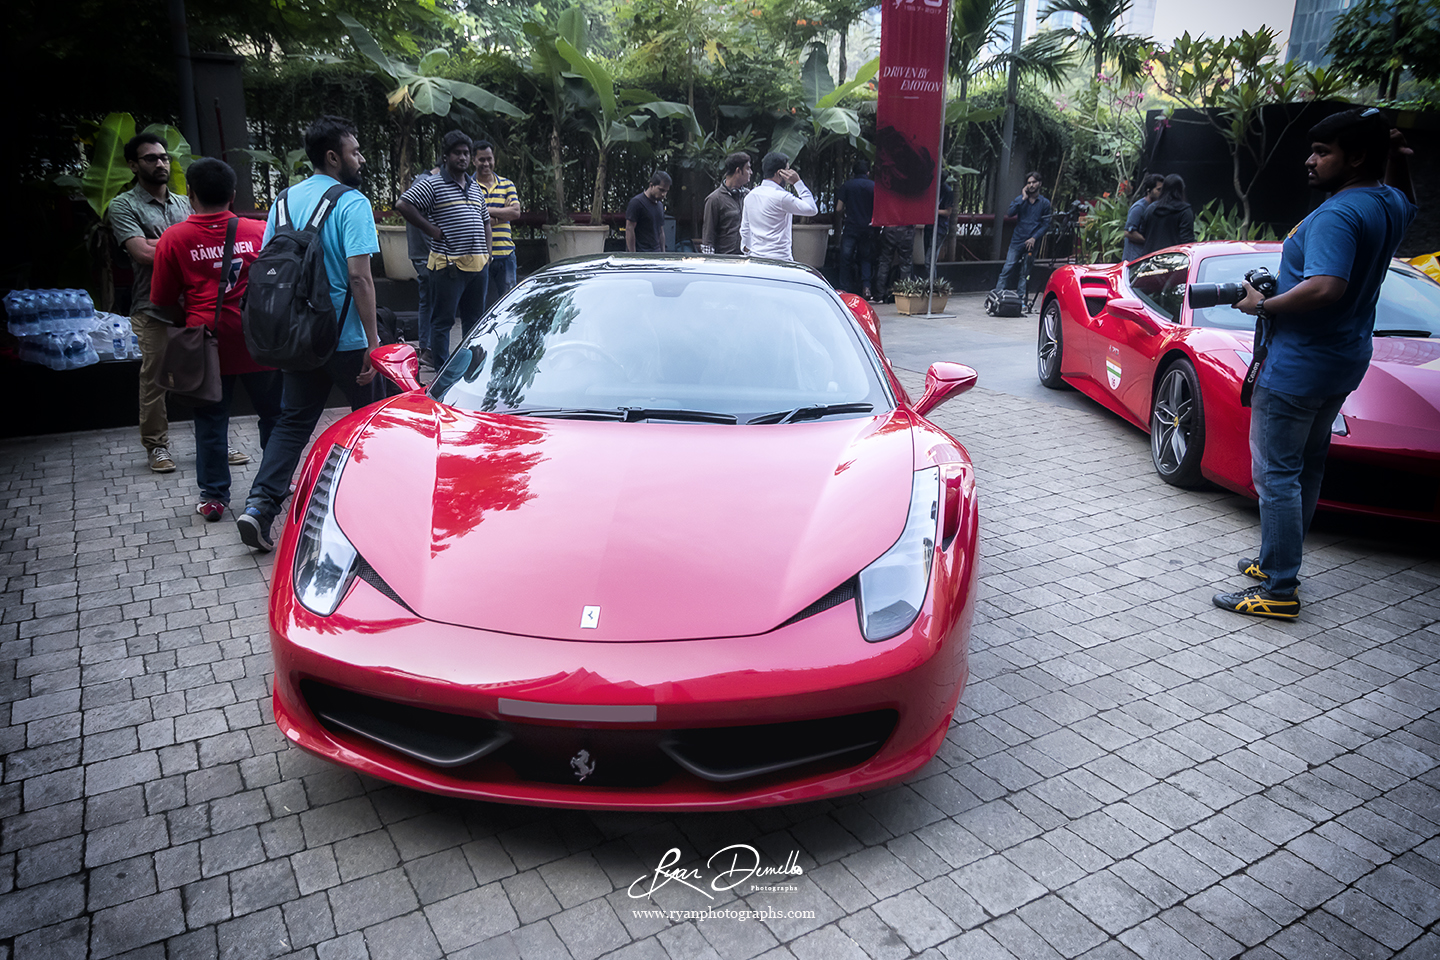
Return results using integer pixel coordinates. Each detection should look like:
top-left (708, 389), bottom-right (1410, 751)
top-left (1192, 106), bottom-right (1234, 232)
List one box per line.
top-left (1214, 108), bottom-right (1417, 619)
top-left (238, 114), bottom-right (382, 552)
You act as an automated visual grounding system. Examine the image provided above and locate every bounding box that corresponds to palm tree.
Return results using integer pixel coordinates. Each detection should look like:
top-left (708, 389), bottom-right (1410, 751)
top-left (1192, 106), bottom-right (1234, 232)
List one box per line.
top-left (1039, 0), bottom-right (1152, 81)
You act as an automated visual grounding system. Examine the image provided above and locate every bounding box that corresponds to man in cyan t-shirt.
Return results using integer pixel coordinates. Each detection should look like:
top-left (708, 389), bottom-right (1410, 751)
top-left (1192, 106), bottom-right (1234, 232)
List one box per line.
top-left (238, 114), bottom-right (381, 553)
top-left (626, 172), bottom-right (671, 253)
top-left (1215, 108), bottom-right (1417, 619)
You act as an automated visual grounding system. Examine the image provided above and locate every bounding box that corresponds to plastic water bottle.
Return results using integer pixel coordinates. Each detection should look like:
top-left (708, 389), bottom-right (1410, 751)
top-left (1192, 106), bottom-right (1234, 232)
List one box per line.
top-left (112, 320), bottom-right (127, 360)
top-left (77, 289), bottom-right (95, 321)
top-left (20, 292), bottom-right (39, 335)
top-left (130, 331), bottom-right (140, 360)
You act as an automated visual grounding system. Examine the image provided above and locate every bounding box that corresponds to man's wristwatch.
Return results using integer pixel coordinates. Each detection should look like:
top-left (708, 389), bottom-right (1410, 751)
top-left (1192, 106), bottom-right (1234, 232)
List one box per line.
top-left (1257, 298), bottom-right (1267, 314)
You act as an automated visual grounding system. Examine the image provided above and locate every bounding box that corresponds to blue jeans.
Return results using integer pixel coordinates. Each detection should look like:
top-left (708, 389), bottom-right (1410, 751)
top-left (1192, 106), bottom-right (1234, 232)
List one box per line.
top-left (194, 371), bottom-right (283, 503)
top-left (411, 258), bottom-right (432, 350)
top-left (429, 265), bottom-right (489, 369)
top-left (244, 350), bottom-right (376, 521)
top-left (486, 252), bottom-right (518, 312)
top-left (1249, 385), bottom-right (1349, 593)
top-left (995, 241), bottom-right (1033, 302)
top-left (839, 229), bottom-right (876, 295)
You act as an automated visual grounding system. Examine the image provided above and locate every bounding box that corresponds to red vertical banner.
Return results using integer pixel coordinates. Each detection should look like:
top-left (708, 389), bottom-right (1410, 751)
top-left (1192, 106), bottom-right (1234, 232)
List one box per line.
top-left (873, 0), bottom-right (951, 226)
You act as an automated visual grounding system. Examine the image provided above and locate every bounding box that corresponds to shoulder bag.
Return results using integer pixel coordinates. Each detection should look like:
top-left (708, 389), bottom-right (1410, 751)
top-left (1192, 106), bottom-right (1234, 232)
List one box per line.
top-left (160, 216), bottom-right (235, 405)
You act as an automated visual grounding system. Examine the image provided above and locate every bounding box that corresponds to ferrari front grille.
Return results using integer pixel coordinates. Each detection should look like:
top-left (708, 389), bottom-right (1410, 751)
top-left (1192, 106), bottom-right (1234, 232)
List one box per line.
top-left (301, 682), bottom-right (895, 788)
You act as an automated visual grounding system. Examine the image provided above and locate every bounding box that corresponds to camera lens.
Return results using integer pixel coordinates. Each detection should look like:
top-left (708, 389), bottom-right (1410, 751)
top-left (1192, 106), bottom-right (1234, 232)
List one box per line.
top-left (1187, 282), bottom-right (1245, 309)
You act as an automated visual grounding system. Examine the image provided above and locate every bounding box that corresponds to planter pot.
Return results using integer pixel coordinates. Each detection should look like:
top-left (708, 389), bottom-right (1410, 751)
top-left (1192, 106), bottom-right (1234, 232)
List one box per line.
top-left (545, 225), bottom-right (610, 263)
top-left (790, 224), bottom-right (832, 268)
top-left (895, 294), bottom-right (948, 316)
top-left (377, 225), bottom-right (416, 281)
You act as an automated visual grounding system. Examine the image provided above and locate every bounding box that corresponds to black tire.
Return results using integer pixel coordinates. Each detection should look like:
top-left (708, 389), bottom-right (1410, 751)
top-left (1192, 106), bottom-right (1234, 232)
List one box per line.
top-left (1037, 298), bottom-right (1069, 389)
top-left (1150, 358), bottom-right (1206, 488)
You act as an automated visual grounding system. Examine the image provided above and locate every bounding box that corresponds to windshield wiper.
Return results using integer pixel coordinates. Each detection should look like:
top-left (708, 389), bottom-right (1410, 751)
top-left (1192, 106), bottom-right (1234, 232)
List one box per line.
top-left (1374, 329), bottom-right (1433, 338)
top-left (507, 407), bottom-right (627, 420)
top-left (506, 406), bottom-right (738, 424)
top-left (619, 407), bottom-right (737, 424)
top-left (747, 402), bottom-right (875, 425)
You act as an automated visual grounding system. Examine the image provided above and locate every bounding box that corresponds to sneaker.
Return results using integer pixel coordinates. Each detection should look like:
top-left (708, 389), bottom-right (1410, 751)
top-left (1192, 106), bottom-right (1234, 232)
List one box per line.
top-left (1236, 557), bottom-right (1267, 582)
top-left (197, 499), bottom-right (225, 522)
top-left (862, 287), bottom-right (874, 301)
top-left (1213, 584), bottom-right (1301, 620)
top-left (228, 448), bottom-right (250, 466)
top-left (237, 508), bottom-right (275, 552)
top-left (148, 446), bottom-right (176, 473)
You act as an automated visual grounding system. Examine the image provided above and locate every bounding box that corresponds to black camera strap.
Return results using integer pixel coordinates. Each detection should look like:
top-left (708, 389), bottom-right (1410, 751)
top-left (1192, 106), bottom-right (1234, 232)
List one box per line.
top-left (1239, 310), bottom-right (1269, 408)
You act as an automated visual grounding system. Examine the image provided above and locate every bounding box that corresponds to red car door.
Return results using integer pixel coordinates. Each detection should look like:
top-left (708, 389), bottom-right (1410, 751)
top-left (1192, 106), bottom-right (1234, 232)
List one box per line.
top-left (1092, 252), bottom-right (1190, 426)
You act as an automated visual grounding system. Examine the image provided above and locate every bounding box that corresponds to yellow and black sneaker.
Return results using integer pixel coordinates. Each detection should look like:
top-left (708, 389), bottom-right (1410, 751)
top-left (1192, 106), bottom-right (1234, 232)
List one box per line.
top-left (1213, 584), bottom-right (1300, 619)
top-left (1236, 558), bottom-right (1267, 582)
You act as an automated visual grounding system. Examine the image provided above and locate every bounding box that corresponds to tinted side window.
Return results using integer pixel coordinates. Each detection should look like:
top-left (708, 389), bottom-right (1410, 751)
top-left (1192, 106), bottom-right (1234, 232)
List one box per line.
top-left (1126, 252), bottom-right (1189, 322)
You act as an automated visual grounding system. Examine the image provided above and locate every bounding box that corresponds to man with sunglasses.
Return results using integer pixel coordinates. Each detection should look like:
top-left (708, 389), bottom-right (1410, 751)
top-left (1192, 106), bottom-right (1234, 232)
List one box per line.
top-left (107, 133), bottom-right (192, 473)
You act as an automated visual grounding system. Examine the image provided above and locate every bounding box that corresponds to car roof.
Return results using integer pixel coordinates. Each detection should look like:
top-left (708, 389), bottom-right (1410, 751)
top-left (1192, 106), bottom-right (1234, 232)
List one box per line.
top-left (531, 253), bottom-right (832, 288)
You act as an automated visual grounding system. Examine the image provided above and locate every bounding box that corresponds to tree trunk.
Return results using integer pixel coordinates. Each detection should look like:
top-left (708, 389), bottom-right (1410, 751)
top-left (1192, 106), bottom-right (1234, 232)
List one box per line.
top-left (838, 27), bottom-right (848, 83)
top-left (551, 123), bottom-right (566, 221)
top-left (591, 147), bottom-right (609, 221)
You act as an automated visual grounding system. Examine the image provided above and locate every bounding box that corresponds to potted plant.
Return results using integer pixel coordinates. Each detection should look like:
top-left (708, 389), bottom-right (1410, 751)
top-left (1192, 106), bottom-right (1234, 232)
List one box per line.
top-left (892, 277), bottom-right (952, 315)
top-left (374, 209), bottom-right (415, 281)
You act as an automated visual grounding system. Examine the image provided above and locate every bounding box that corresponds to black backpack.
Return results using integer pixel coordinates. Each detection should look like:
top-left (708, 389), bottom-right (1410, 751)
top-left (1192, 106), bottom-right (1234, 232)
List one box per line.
top-left (985, 289), bottom-right (1024, 317)
top-left (243, 183), bottom-right (353, 371)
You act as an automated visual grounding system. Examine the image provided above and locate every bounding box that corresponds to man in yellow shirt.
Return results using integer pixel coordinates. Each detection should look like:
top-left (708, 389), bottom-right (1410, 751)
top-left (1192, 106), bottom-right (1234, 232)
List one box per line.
top-left (474, 140), bottom-right (521, 311)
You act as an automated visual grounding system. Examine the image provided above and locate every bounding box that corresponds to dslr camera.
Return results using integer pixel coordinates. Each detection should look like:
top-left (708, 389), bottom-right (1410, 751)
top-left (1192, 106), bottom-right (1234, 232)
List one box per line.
top-left (1188, 266), bottom-right (1279, 309)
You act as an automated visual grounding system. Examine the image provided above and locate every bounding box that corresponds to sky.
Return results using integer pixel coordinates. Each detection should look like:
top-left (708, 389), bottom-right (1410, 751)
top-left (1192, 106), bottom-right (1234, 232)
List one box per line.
top-left (1150, 0), bottom-right (1298, 51)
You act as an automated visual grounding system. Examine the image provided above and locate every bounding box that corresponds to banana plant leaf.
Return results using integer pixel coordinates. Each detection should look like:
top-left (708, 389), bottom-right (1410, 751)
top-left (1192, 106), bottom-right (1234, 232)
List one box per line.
top-left (337, 13), bottom-right (399, 78)
top-left (812, 106), bottom-right (860, 138)
top-left (815, 58), bottom-right (878, 109)
top-left (557, 37), bottom-right (617, 124)
top-left (799, 42), bottom-right (835, 108)
top-left (79, 112), bottom-right (136, 219)
top-left (449, 80), bottom-right (525, 118)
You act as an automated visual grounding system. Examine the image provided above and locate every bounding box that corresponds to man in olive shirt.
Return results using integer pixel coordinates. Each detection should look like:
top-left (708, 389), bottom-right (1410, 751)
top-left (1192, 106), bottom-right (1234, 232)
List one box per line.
top-left (700, 153), bottom-right (751, 255)
top-left (107, 133), bottom-right (192, 473)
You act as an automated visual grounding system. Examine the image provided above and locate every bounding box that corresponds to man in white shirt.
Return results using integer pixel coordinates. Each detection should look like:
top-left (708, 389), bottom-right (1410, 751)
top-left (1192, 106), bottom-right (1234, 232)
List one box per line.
top-left (740, 151), bottom-right (818, 260)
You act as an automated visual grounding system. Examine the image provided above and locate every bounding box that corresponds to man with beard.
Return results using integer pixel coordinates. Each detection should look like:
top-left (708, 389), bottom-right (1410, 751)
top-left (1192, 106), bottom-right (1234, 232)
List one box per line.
top-left (992, 172), bottom-right (1051, 310)
top-left (700, 152), bottom-right (751, 255)
top-left (107, 133), bottom-right (192, 473)
top-left (1215, 108), bottom-right (1416, 619)
top-left (238, 114), bottom-right (381, 552)
top-left (397, 130), bottom-right (492, 369)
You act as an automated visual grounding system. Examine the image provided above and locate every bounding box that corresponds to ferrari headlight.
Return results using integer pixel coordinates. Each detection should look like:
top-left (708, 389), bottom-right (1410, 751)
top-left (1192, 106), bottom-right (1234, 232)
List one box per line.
top-left (293, 446), bottom-right (359, 617)
top-left (857, 467), bottom-right (940, 641)
top-left (1331, 411), bottom-right (1348, 436)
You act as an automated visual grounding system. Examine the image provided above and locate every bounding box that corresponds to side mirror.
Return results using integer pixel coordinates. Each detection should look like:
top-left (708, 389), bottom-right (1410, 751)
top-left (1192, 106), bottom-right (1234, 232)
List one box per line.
top-left (1105, 297), bottom-right (1160, 335)
top-left (370, 343), bottom-right (423, 392)
top-left (915, 362), bottom-right (978, 417)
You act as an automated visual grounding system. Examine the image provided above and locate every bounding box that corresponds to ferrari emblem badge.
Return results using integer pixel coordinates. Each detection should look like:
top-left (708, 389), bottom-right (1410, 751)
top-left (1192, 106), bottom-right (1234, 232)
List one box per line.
top-left (1105, 357), bottom-right (1122, 390)
top-left (571, 749), bottom-right (595, 781)
top-left (580, 605), bottom-right (600, 629)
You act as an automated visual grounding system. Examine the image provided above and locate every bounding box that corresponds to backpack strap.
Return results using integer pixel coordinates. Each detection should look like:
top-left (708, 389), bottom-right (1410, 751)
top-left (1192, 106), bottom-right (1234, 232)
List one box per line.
top-left (212, 215), bottom-right (239, 330)
top-left (274, 189), bottom-right (291, 230)
top-left (304, 183), bottom-right (356, 327)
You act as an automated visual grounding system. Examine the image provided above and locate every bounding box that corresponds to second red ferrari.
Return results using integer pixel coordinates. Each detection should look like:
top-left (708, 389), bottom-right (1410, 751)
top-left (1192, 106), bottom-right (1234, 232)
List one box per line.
top-left (1037, 241), bottom-right (1440, 522)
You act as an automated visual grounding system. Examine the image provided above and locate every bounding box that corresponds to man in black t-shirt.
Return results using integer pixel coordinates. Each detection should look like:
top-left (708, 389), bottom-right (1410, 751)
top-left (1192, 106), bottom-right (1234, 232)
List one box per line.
top-left (626, 171), bottom-right (671, 252)
top-left (836, 159), bottom-right (877, 298)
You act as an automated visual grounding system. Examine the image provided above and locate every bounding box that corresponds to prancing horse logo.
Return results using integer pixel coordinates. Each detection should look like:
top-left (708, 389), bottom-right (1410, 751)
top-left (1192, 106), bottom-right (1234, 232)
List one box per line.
top-left (570, 749), bottom-right (596, 781)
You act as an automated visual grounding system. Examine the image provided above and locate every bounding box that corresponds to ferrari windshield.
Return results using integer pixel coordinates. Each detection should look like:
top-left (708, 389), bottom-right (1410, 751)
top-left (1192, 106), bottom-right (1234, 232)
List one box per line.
top-left (1191, 252), bottom-right (1440, 338)
top-left (428, 270), bottom-right (890, 421)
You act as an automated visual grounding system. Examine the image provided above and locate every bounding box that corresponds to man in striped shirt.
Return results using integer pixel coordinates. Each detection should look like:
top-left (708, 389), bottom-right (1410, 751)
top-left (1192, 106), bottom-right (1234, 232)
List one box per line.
top-left (396, 130), bottom-right (492, 367)
top-left (474, 141), bottom-right (521, 312)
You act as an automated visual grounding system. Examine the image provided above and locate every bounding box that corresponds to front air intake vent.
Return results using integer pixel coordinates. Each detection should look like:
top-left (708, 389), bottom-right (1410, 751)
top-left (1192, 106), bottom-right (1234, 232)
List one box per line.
top-left (779, 577), bottom-right (858, 628)
top-left (356, 556), bottom-right (416, 613)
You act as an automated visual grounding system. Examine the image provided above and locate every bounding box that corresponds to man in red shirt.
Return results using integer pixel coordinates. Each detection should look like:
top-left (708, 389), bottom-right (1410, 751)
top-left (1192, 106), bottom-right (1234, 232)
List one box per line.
top-left (150, 158), bottom-right (282, 521)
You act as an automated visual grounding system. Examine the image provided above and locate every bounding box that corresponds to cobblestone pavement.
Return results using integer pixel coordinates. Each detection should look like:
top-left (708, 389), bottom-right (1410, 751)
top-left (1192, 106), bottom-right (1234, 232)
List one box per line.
top-left (1, 296), bottom-right (1437, 960)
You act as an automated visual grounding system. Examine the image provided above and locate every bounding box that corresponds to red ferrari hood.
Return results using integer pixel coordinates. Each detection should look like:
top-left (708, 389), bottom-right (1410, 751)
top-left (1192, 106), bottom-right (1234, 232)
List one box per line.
top-left (332, 396), bottom-right (916, 640)
top-left (1343, 338), bottom-right (1440, 452)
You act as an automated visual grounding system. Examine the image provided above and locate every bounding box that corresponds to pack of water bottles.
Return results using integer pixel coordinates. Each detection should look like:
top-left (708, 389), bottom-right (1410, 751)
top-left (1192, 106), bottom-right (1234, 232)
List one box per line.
top-left (3, 288), bottom-right (140, 370)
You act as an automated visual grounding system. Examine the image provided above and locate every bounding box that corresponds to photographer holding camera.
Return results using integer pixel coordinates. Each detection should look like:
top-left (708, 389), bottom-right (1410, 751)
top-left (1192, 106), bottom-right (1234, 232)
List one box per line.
top-left (1213, 108), bottom-right (1416, 620)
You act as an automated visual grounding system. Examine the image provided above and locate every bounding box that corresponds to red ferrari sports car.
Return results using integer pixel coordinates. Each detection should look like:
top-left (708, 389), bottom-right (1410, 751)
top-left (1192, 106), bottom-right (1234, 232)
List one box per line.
top-left (1037, 241), bottom-right (1440, 522)
top-left (269, 255), bottom-right (981, 810)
